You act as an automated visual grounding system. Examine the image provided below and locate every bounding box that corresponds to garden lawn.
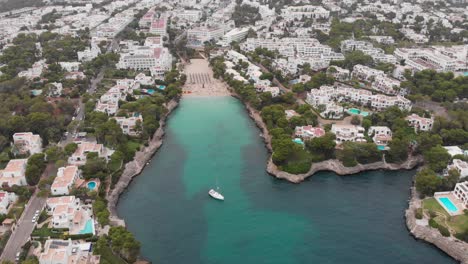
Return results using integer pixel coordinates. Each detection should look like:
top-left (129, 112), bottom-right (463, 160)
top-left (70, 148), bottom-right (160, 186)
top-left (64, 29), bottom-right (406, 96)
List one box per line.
top-left (423, 198), bottom-right (468, 235)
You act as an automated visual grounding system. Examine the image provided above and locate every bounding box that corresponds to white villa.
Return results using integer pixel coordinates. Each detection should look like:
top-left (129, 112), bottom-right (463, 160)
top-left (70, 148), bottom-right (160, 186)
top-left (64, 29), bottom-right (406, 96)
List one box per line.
top-left (38, 239), bottom-right (100, 264)
top-left (0, 159), bottom-right (28, 187)
top-left (51, 166), bottom-right (81, 196)
top-left (294, 126), bottom-right (325, 140)
top-left (454, 182), bottom-right (468, 208)
top-left (368, 126), bottom-right (392, 146)
top-left (68, 142), bottom-right (113, 166)
top-left (0, 191), bottom-right (18, 215)
top-left (12, 132), bottom-right (42, 156)
top-left (447, 159), bottom-right (468, 178)
top-left (46, 196), bottom-right (95, 235)
top-left (112, 113), bottom-right (143, 136)
top-left (331, 124), bottom-right (366, 143)
top-left (405, 114), bottom-right (433, 132)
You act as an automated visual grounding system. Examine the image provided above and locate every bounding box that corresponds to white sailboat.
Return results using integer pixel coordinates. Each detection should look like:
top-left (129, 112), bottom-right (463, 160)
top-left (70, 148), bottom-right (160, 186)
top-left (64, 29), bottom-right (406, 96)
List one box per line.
top-left (209, 175), bottom-right (224, 201)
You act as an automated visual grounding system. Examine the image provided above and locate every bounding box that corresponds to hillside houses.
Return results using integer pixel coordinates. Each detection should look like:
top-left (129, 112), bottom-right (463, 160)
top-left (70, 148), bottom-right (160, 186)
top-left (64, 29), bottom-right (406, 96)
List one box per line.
top-left (306, 84), bottom-right (412, 117)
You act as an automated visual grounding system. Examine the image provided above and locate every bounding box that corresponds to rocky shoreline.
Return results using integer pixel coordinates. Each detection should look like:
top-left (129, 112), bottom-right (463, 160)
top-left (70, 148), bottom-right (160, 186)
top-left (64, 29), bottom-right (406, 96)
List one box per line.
top-left (232, 93), bottom-right (424, 183)
top-left (266, 156), bottom-right (424, 183)
top-left (406, 188), bottom-right (468, 264)
top-left (106, 99), bottom-right (179, 224)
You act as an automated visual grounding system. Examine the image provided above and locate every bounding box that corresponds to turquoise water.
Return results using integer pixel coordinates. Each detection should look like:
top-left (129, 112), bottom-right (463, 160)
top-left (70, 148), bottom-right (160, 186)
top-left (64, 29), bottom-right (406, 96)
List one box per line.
top-left (87, 181), bottom-right (97, 190)
top-left (377, 145), bottom-right (385, 151)
top-left (348, 108), bottom-right (369, 117)
top-left (118, 97), bottom-right (455, 264)
top-left (438, 197), bottom-right (458, 213)
top-left (79, 219), bottom-right (94, 234)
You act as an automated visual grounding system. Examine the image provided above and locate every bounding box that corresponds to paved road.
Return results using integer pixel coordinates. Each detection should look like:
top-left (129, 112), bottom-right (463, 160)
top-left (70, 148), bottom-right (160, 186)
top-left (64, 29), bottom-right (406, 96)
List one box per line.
top-left (0, 194), bottom-right (45, 262)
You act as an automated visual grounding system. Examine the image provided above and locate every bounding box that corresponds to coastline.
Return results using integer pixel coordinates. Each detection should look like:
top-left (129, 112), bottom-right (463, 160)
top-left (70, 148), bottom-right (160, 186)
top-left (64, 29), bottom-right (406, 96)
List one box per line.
top-left (106, 99), bottom-right (179, 224)
top-left (230, 92), bottom-right (423, 183)
top-left (406, 188), bottom-right (468, 264)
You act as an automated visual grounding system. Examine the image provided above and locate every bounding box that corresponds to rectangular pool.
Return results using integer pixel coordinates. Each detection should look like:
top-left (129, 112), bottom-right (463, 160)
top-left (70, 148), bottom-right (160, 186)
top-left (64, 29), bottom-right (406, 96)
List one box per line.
top-left (438, 197), bottom-right (458, 213)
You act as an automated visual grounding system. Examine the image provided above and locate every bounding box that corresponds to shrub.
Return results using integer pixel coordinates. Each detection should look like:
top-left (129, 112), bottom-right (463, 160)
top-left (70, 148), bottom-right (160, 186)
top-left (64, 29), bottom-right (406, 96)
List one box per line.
top-left (428, 218), bottom-right (438, 228)
top-left (415, 208), bottom-right (423, 219)
top-left (437, 225), bottom-right (450, 237)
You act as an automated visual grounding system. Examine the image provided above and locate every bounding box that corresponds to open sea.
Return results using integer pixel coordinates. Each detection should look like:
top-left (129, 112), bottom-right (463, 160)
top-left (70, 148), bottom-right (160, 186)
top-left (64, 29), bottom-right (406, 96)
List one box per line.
top-left (117, 97), bottom-right (455, 264)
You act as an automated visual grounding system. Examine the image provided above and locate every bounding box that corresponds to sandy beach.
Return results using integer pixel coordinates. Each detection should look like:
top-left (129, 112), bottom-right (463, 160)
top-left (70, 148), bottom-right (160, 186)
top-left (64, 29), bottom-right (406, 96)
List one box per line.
top-left (181, 59), bottom-right (231, 97)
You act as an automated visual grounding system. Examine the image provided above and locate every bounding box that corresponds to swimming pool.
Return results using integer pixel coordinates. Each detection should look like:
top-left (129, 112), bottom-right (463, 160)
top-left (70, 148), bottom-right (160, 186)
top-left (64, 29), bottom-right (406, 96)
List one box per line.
top-left (347, 108), bottom-right (369, 117)
top-left (79, 219), bottom-right (94, 234)
top-left (377, 145), bottom-right (385, 151)
top-left (87, 181), bottom-right (97, 190)
top-left (438, 197), bottom-right (458, 213)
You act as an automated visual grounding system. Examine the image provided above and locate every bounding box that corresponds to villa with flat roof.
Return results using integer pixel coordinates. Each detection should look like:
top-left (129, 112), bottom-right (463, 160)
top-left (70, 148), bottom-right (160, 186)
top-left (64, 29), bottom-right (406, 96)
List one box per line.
top-left (51, 166), bottom-right (81, 196)
top-left (405, 113), bottom-right (433, 132)
top-left (46, 196), bottom-right (95, 235)
top-left (295, 126), bottom-right (325, 140)
top-left (447, 159), bottom-right (468, 178)
top-left (68, 141), bottom-right (113, 166)
top-left (38, 239), bottom-right (100, 264)
top-left (12, 132), bottom-right (42, 156)
top-left (331, 124), bottom-right (366, 143)
top-left (368, 126), bottom-right (392, 146)
top-left (454, 182), bottom-right (468, 208)
top-left (0, 159), bottom-right (28, 187)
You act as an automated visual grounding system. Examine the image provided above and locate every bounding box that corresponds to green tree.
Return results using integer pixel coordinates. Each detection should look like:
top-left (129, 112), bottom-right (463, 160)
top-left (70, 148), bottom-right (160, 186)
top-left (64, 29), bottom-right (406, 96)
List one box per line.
top-left (305, 132), bottom-right (336, 161)
top-left (108, 226), bottom-right (141, 263)
top-left (415, 168), bottom-right (442, 197)
top-left (64, 143), bottom-right (78, 156)
top-left (25, 153), bottom-right (46, 186)
top-left (423, 146), bottom-right (451, 173)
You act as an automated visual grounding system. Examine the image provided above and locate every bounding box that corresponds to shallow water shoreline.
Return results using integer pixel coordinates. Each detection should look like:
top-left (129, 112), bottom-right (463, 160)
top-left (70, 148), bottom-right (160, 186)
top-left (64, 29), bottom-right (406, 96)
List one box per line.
top-left (107, 99), bottom-right (180, 224)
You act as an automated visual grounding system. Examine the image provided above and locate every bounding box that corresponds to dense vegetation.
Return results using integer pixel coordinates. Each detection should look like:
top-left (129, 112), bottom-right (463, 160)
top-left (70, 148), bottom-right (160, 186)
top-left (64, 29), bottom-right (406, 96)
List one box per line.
top-left (403, 70), bottom-right (468, 102)
top-left (232, 4), bottom-right (262, 27)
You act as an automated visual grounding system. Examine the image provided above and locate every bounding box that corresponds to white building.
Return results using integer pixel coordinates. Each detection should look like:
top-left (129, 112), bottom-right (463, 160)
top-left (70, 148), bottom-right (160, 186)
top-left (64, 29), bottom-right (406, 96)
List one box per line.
top-left (38, 239), bottom-right (100, 264)
top-left (341, 39), bottom-right (396, 64)
top-left (51, 166), bottom-right (81, 196)
top-left (112, 113), bottom-right (143, 136)
top-left (149, 18), bottom-right (167, 36)
top-left (368, 126), bottom-right (392, 146)
top-left (331, 124), bottom-right (366, 143)
top-left (45, 196), bottom-right (94, 235)
top-left (306, 84), bottom-right (412, 112)
top-left (223, 27), bottom-right (249, 44)
top-left (116, 46), bottom-right (173, 76)
top-left (281, 5), bottom-right (330, 20)
top-left (0, 159), bottom-right (28, 187)
top-left (447, 159), bottom-right (468, 178)
top-left (68, 142), bottom-right (112, 166)
top-left (405, 114), bottom-right (433, 132)
top-left (187, 26), bottom-right (225, 47)
top-left (453, 182), bottom-right (468, 208)
top-left (18, 60), bottom-right (47, 80)
top-left (394, 46), bottom-right (468, 73)
top-left (77, 44), bottom-right (101, 62)
top-left (443, 146), bottom-right (467, 157)
top-left (327, 66), bottom-right (349, 81)
top-left (58, 62), bottom-right (81, 72)
top-left (0, 191), bottom-right (18, 215)
top-left (294, 126), bottom-right (325, 140)
top-left (13, 132), bottom-right (42, 156)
